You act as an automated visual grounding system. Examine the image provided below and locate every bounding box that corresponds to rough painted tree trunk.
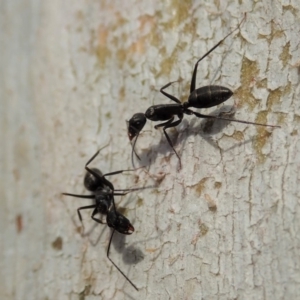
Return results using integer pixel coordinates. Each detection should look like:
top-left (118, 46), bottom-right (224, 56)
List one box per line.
top-left (1, 1), bottom-right (299, 299)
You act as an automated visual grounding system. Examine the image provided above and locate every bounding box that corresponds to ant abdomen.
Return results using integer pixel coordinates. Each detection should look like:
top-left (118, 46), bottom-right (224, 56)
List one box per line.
top-left (188, 86), bottom-right (233, 109)
top-left (107, 210), bottom-right (134, 235)
top-left (84, 168), bottom-right (104, 192)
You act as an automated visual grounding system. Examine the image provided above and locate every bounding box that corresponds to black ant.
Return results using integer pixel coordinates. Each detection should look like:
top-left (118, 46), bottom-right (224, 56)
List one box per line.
top-left (127, 15), bottom-right (280, 168)
top-left (62, 149), bottom-right (144, 290)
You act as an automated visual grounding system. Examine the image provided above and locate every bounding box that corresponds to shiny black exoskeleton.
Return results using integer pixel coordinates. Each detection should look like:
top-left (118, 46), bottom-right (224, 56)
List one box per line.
top-left (127, 15), bottom-right (279, 168)
top-left (63, 150), bottom-right (138, 223)
top-left (62, 149), bottom-right (141, 290)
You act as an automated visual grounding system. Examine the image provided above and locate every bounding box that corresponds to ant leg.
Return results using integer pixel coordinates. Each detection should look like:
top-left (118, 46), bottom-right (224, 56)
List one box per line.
top-left (62, 193), bottom-right (94, 199)
top-left (155, 116), bottom-right (183, 167)
top-left (113, 192), bottom-right (130, 196)
top-left (104, 167), bottom-right (146, 194)
top-left (160, 81), bottom-right (181, 104)
top-left (103, 166), bottom-right (146, 191)
top-left (114, 186), bottom-right (154, 193)
top-left (91, 208), bottom-right (105, 224)
top-left (112, 186), bottom-right (150, 196)
top-left (86, 161), bottom-right (144, 182)
top-left (163, 120), bottom-right (183, 167)
top-left (77, 204), bottom-right (97, 223)
top-left (107, 230), bottom-right (138, 291)
top-left (189, 109), bottom-right (280, 128)
top-left (103, 166), bottom-right (144, 177)
top-left (62, 193), bottom-right (97, 223)
top-left (154, 116), bottom-right (174, 130)
top-left (190, 14), bottom-right (246, 93)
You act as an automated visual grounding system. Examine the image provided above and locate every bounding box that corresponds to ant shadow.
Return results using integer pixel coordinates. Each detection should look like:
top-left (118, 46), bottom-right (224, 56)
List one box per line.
top-left (111, 230), bottom-right (145, 265)
top-left (109, 192), bottom-right (163, 267)
top-left (133, 105), bottom-right (256, 168)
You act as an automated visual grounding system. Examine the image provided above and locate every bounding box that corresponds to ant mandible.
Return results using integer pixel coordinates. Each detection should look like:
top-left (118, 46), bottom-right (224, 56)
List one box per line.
top-left (127, 15), bottom-right (280, 168)
top-left (62, 149), bottom-right (143, 290)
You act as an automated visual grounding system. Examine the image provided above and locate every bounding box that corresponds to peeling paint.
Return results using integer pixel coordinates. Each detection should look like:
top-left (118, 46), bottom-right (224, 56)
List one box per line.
top-left (234, 58), bottom-right (259, 110)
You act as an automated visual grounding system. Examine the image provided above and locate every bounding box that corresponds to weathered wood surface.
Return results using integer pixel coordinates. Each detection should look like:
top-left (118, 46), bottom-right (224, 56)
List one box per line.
top-left (1, 1), bottom-right (299, 299)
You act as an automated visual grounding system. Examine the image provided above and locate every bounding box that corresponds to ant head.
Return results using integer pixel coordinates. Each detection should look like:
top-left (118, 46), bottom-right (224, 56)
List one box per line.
top-left (84, 168), bottom-right (104, 192)
top-left (107, 210), bottom-right (134, 235)
top-left (127, 113), bottom-right (147, 141)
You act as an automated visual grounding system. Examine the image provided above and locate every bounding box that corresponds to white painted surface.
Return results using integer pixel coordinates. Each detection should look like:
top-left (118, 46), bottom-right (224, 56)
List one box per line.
top-left (1, 1), bottom-right (299, 299)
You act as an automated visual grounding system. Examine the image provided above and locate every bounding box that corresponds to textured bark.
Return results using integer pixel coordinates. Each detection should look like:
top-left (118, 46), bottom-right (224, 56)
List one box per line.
top-left (1, 1), bottom-right (299, 299)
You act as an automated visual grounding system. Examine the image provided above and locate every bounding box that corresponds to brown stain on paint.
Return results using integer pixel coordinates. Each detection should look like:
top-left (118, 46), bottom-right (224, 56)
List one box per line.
top-left (231, 131), bottom-right (244, 142)
top-left (96, 27), bottom-right (111, 66)
top-left (195, 178), bottom-right (209, 196)
top-left (280, 41), bottom-right (291, 68)
top-left (234, 58), bottom-right (259, 110)
top-left (52, 237), bottom-right (63, 251)
top-left (16, 214), bottom-right (23, 233)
